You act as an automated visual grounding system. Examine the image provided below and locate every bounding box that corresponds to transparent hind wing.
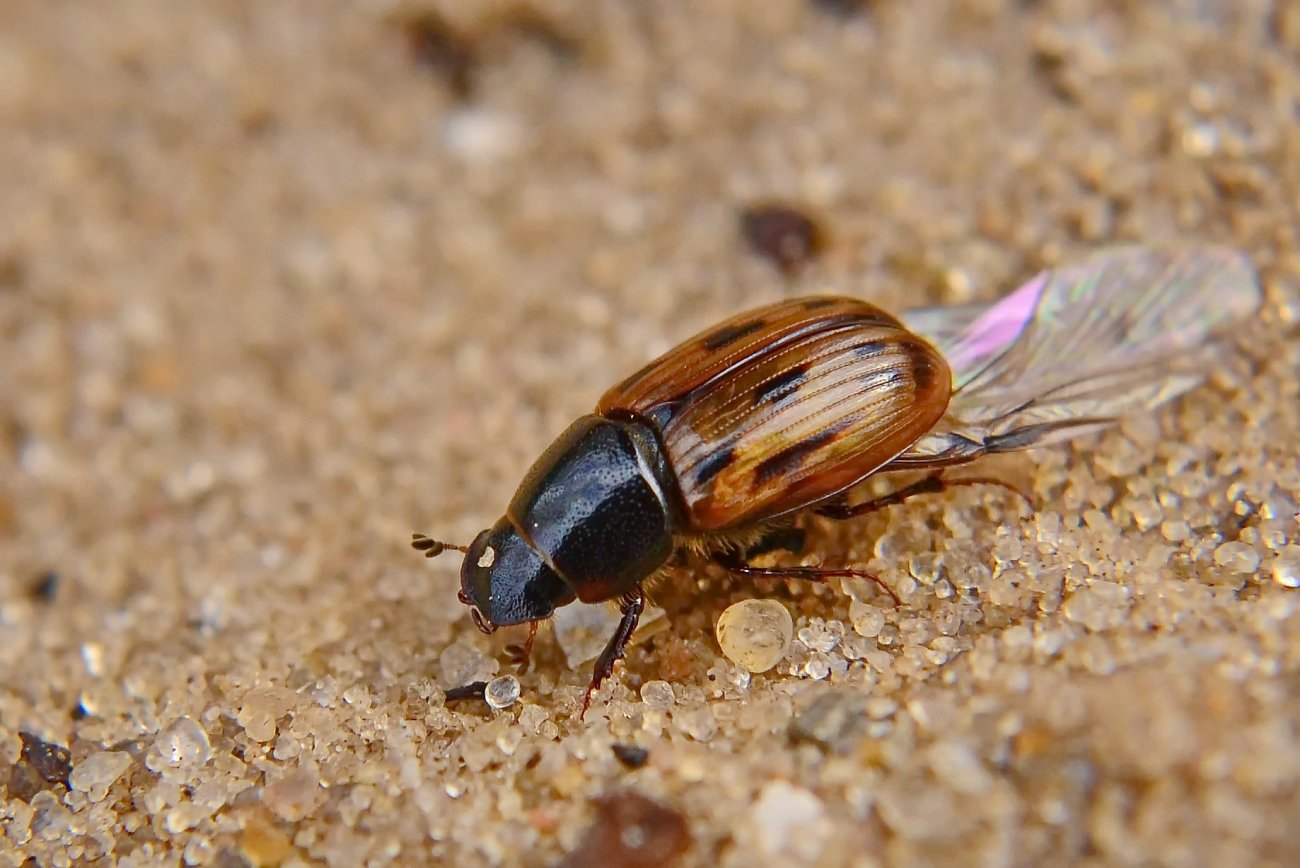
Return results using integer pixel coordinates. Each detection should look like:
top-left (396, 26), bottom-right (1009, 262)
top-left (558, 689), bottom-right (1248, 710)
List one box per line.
top-left (893, 245), bottom-right (1261, 467)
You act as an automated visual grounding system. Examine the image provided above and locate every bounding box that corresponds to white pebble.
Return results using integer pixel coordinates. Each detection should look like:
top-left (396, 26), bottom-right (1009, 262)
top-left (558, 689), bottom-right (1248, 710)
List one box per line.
top-left (716, 599), bottom-right (794, 673)
top-left (750, 781), bottom-right (830, 860)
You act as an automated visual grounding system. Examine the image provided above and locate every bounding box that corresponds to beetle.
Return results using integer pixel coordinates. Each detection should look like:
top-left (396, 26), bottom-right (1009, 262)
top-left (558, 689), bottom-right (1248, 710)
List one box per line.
top-left (414, 246), bottom-right (1260, 715)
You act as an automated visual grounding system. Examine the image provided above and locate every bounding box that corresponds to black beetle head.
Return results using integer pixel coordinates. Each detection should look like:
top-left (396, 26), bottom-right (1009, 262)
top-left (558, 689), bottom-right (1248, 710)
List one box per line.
top-left (459, 518), bottom-right (575, 630)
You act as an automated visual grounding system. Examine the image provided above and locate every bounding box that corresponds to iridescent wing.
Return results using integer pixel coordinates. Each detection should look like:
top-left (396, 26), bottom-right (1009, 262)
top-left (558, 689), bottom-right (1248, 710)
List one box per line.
top-left (598, 298), bottom-right (952, 532)
top-left (893, 245), bottom-right (1261, 467)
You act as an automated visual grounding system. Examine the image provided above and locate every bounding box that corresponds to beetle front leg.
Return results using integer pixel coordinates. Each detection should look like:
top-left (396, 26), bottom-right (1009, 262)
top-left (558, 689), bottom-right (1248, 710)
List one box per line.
top-left (504, 621), bottom-right (540, 674)
top-left (581, 591), bottom-right (644, 719)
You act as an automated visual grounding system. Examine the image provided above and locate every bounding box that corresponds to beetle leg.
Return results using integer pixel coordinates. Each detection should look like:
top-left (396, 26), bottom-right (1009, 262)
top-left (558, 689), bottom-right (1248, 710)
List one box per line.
top-left (715, 553), bottom-right (902, 606)
top-left (581, 592), bottom-right (644, 719)
top-left (815, 472), bottom-right (1032, 520)
top-left (505, 621), bottom-right (540, 674)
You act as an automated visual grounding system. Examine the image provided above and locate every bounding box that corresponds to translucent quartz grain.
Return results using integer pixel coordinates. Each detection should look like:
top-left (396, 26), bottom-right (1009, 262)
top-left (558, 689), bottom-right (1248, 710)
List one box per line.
top-left (484, 675), bottom-right (521, 710)
top-left (750, 781), bottom-right (831, 861)
top-left (69, 751), bottom-right (132, 800)
top-left (148, 717), bottom-right (211, 774)
top-left (1214, 541), bottom-right (1262, 574)
top-left (715, 599), bottom-right (794, 673)
top-left (1272, 547), bottom-right (1300, 588)
top-left (849, 599), bottom-right (886, 637)
top-left (640, 680), bottom-right (676, 709)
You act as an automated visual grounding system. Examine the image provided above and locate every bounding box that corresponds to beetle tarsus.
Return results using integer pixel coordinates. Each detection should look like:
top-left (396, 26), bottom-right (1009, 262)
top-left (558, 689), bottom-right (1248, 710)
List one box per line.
top-left (581, 592), bottom-right (644, 719)
top-left (445, 681), bottom-right (488, 702)
top-left (505, 621), bottom-right (540, 674)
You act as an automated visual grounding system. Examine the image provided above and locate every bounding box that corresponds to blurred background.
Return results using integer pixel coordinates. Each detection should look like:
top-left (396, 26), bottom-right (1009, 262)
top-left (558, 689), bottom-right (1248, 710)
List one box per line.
top-left (1, 2), bottom-right (1298, 865)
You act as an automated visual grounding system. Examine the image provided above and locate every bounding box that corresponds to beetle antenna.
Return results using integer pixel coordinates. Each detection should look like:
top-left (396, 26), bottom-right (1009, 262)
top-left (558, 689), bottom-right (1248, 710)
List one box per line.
top-left (411, 533), bottom-right (469, 558)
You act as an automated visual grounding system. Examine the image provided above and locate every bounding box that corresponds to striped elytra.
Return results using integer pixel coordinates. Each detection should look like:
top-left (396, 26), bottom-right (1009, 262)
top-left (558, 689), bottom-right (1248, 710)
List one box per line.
top-left (598, 296), bottom-right (952, 531)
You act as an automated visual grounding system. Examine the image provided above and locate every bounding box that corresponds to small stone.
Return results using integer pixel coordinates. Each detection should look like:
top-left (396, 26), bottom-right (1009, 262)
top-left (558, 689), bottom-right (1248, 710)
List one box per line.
top-left (400, 10), bottom-right (476, 97)
top-left (715, 599), bottom-right (794, 673)
top-left (150, 716), bottom-right (212, 774)
top-left (908, 552), bottom-right (943, 584)
top-left (1272, 547), bottom-right (1300, 588)
top-left (611, 744), bottom-right (649, 769)
top-left (1062, 582), bottom-right (1131, 631)
top-left (640, 680), bottom-right (676, 709)
top-left (926, 739), bottom-right (995, 795)
top-left (789, 691), bottom-right (869, 753)
top-left (673, 705), bottom-right (717, 742)
top-left (484, 675), bottom-right (521, 710)
top-left (18, 731), bottom-right (72, 788)
top-left (69, 750), bottom-right (132, 800)
top-left (262, 767), bottom-right (323, 822)
top-left (750, 781), bottom-right (831, 861)
top-left (29, 570), bottom-right (59, 601)
top-left (239, 819), bottom-right (294, 866)
top-left (559, 791), bottom-right (692, 868)
top-left (849, 599), bottom-right (886, 637)
top-left (1214, 541), bottom-right (1261, 574)
top-left (739, 203), bottom-right (826, 274)
top-left (797, 620), bottom-right (841, 654)
top-left (441, 108), bottom-right (526, 164)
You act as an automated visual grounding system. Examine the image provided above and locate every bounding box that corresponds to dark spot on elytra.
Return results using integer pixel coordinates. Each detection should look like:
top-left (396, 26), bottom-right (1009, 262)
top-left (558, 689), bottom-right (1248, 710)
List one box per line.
top-left (753, 364), bottom-right (809, 404)
top-left (904, 343), bottom-right (940, 394)
top-left (702, 318), bottom-right (767, 351)
top-left (851, 339), bottom-right (889, 360)
top-left (693, 445), bottom-right (735, 487)
top-left (739, 204), bottom-right (826, 274)
top-left (754, 426), bottom-right (841, 486)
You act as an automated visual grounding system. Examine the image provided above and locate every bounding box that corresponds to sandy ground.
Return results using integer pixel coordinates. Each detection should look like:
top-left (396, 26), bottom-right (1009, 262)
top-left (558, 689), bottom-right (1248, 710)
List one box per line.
top-left (2, 1), bottom-right (1299, 866)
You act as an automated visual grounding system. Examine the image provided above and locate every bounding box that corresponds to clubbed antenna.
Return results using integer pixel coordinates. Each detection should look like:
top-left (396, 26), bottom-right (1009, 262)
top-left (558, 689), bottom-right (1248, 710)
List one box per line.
top-left (411, 533), bottom-right (468, 558)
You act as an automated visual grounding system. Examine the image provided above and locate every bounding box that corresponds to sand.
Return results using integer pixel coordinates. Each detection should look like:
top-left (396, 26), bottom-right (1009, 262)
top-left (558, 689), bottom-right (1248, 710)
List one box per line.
top-left (1, 1), bottom-right (1298, 865)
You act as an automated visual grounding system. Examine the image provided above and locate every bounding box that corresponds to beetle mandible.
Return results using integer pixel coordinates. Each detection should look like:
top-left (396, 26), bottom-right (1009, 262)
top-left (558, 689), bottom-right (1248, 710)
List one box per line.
top-left (414, 246), bottom-right (1260, 715)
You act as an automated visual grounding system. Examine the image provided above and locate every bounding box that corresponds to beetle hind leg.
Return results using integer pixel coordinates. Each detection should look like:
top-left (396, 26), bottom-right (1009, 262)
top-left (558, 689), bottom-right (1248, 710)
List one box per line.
top-left (581, 591), bottom-right (644, 719)
top-left (712, 549), bottom-right (901, 605)
top-left (815, 472), bottom-right (1032, 521)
